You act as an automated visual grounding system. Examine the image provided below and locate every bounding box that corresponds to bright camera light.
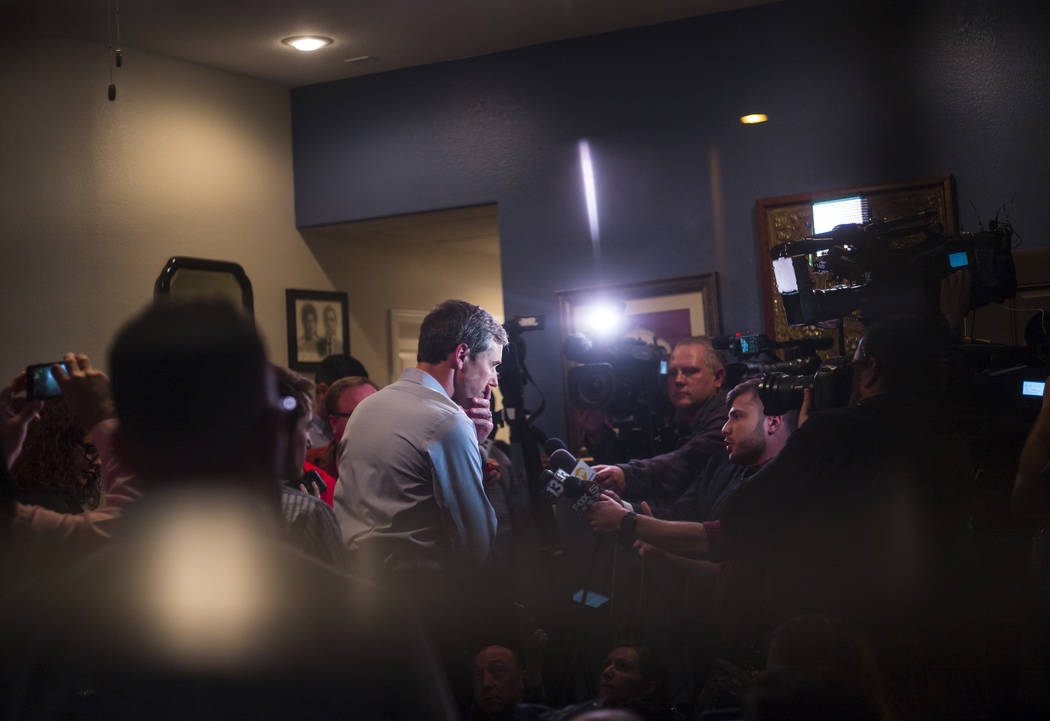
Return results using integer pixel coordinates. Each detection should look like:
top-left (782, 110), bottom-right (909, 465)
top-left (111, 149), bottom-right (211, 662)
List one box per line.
top-left (582, 304), bottom-right (622, 337)
top-left (282, 36), bottom-right (333, 52)
top-left (740, 114), bottom-right (768, 124)
top-left (772, 257), bottom-right (799, 294)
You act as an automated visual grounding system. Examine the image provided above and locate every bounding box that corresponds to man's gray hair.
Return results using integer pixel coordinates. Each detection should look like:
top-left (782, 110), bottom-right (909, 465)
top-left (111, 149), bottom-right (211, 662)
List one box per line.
top-left (416, 300), bottom-right (508, 363)
top-left (673, 336), bottom-right (725, 373)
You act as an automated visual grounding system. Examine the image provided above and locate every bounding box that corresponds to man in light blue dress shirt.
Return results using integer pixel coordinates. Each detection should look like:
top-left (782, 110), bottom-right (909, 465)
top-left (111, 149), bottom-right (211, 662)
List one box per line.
top-left (334, 300), bottom-right (508, 579)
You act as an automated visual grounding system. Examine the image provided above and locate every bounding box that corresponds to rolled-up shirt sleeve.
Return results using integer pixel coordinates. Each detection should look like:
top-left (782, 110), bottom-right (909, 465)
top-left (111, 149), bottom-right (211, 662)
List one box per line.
top-left (426, 415), bottom-right (497, 566)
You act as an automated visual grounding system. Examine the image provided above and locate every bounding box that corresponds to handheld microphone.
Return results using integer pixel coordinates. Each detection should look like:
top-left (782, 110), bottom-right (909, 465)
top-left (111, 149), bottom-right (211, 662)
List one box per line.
top-left (542, 469), bottom-right (569, 502)
top-left (548, 448), bottom-right (598, 485)
top-left (547, 448), bottom-right (604, 513)
top-left (542, 467), bottom-right (601, 512)
top-left (543, 437), bottom-right (567, 456)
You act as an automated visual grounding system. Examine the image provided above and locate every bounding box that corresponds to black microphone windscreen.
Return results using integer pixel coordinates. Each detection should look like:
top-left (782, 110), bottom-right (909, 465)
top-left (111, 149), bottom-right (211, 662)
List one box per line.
top-left (549, 448), bottom-right (577, 474)
top-left (544, 437), bottom-right (567, 456)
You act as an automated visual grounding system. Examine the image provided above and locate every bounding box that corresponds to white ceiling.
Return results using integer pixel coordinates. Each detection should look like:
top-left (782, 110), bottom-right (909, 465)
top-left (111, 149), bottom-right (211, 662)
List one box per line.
top-left (5, 0), bottom-right (779, 88)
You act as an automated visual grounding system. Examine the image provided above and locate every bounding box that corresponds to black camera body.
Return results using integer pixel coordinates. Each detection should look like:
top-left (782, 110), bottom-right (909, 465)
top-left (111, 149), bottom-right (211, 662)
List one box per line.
top-left (758, 357), bottom-right (854, 416)
top-left (564, 334), bottom-right (669, 422)
top-left (771, 213), bottom-right (1016, 326)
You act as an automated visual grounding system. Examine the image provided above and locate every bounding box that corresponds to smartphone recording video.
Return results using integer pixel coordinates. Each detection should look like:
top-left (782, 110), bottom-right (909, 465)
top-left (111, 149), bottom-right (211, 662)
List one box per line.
top-left (26, 362), bottom-right (63, 400)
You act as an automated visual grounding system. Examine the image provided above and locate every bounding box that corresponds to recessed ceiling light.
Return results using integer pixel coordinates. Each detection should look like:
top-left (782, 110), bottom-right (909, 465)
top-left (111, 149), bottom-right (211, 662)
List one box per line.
top-left (740, 114), bottom-right (769, 124)
top-left (282, 36), bottom-right (334, 52)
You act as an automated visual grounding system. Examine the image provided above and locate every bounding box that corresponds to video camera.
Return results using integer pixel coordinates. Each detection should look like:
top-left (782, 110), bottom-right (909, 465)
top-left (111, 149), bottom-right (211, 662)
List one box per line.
top-left (711, 331), bottom-right (849, 414)
top-left (757, 357), bottom-right (854, 416)
top-left (771, 211), bottom-right (1016, 326)
top-left (563, 333), bottom-right (669, 422)
top-left (714, 332), bottom-right (834, 388)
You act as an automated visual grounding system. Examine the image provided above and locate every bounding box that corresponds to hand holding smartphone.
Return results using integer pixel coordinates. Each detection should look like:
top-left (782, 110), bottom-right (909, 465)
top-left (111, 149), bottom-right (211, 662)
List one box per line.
top-left (26, 362), bottom-right (66, 400)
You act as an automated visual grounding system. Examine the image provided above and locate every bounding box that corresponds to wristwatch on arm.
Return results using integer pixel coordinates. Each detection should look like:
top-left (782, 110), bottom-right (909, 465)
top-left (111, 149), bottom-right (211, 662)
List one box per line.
top-left (619, 510), bottom-right (638, 543)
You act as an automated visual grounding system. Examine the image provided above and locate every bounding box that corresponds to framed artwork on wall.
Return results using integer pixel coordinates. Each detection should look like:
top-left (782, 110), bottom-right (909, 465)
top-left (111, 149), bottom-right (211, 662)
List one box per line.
top-left (554, 273), bottom-right (721, 452)
top-left (285, 289), bottom-right (350, 371)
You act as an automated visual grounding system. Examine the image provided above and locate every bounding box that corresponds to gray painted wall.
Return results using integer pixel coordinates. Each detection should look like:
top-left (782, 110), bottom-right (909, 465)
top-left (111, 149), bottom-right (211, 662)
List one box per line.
top-left (291, 0), bottom-right (1050, 438)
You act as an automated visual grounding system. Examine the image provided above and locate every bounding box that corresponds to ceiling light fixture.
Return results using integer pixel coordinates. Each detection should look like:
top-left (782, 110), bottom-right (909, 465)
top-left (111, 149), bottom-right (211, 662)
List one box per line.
top-left (740, 114), bottom-right (769, 124)
top-left (281, 36), bottom-right (333, 52)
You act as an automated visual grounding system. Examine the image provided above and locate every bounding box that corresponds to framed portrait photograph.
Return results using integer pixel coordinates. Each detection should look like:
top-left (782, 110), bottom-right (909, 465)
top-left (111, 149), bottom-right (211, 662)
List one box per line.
top-left (285, 289), bottom-right (350, 371)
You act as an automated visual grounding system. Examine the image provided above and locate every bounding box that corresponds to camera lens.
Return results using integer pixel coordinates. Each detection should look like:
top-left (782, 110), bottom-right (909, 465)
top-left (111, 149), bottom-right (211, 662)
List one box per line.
top-left (568, 363), bottom-right (616, 409)
top-left (758, 372), bottom-right (813, 416)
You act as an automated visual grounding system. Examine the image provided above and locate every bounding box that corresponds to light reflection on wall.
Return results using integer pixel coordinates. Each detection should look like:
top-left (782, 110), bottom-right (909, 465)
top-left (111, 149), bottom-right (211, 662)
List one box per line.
top-left (578, 140), bottom-right (600, 257)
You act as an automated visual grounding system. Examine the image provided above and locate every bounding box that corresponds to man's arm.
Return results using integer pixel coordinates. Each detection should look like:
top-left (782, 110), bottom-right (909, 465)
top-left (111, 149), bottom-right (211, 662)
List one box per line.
top-left (12, 419), bottom-right (139, 552)
top-left (621, 429), bottom-right (724, 501)
top-left (586, 495), bottom-right (713, 559)
top-left (598, 395), bottom-right (728, 502)
top-left (1013, 374), bottom-right (1050, 514)
top-left (636, 539), bottom-right (721, 583)
top-left (592, 431), bottom-right (723, 501)
top-left (428, 414), bottom-right (498, 565)
top-left (13, 353), bottom-right (141, 552)
top-left (1, 372), bottom-right (44, 470)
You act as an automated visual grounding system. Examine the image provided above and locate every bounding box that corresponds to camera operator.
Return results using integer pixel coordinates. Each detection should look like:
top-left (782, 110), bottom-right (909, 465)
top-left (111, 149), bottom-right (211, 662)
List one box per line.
top-left (585, 378), bottom-right (797, 553)
top-left (593, 337), bottom-right (728, 505)
top-left (714, 314), bottom-right (972, 675)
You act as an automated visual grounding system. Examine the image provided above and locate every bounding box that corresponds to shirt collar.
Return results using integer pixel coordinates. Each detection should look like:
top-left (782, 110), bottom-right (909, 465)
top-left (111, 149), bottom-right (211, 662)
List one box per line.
top-left (400, 367), bottom-right (452, 400)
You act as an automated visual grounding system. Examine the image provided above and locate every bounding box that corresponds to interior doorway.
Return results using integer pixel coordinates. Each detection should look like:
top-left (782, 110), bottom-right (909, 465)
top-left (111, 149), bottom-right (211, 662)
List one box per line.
top-left (301, 204), bottom-right (506, 436)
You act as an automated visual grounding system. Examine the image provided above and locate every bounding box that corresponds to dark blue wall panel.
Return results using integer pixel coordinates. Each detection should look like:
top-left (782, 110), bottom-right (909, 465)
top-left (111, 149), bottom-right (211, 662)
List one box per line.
top-left (292, 0), bottom-right (1050, 439)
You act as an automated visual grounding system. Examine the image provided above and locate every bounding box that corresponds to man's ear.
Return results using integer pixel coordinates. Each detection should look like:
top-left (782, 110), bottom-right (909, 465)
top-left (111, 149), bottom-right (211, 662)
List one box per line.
top-left (714, 367), bottom-right (726, 388)
top-left (765, 414), bottom-right (783, 435)
top-left (316, 381), bottom-right (329, 400)
top-left (452, 342), bottom-right (470, 370)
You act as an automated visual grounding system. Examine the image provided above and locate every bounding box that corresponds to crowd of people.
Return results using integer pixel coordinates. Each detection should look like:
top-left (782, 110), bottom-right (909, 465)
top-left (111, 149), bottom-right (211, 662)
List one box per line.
top-left (1, 294), bottom-right (1047, 720)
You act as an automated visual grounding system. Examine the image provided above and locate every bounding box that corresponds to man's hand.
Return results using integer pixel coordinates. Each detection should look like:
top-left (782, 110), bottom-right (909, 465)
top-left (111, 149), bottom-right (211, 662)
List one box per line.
top-left (940, 269), bottom-right (972, 331)
top-left (51, 353), bottom-right (116, 432)
top-left (463, 394), bottom-right (494, 444)
top-left (592, 464), bottom-right (626, 495)
top-left (799, 388), bottom-right (813, 428)
top-left (1, 371), bottom-right (44, 469)
top-left (585, 492), bottom-right (629, 533)
top-left (634, 538), bottom-right (661, 558)
top-left (482, 459), bottom-right (502, 490)
top-left (1013, 373), bottom-right (1050, 513)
